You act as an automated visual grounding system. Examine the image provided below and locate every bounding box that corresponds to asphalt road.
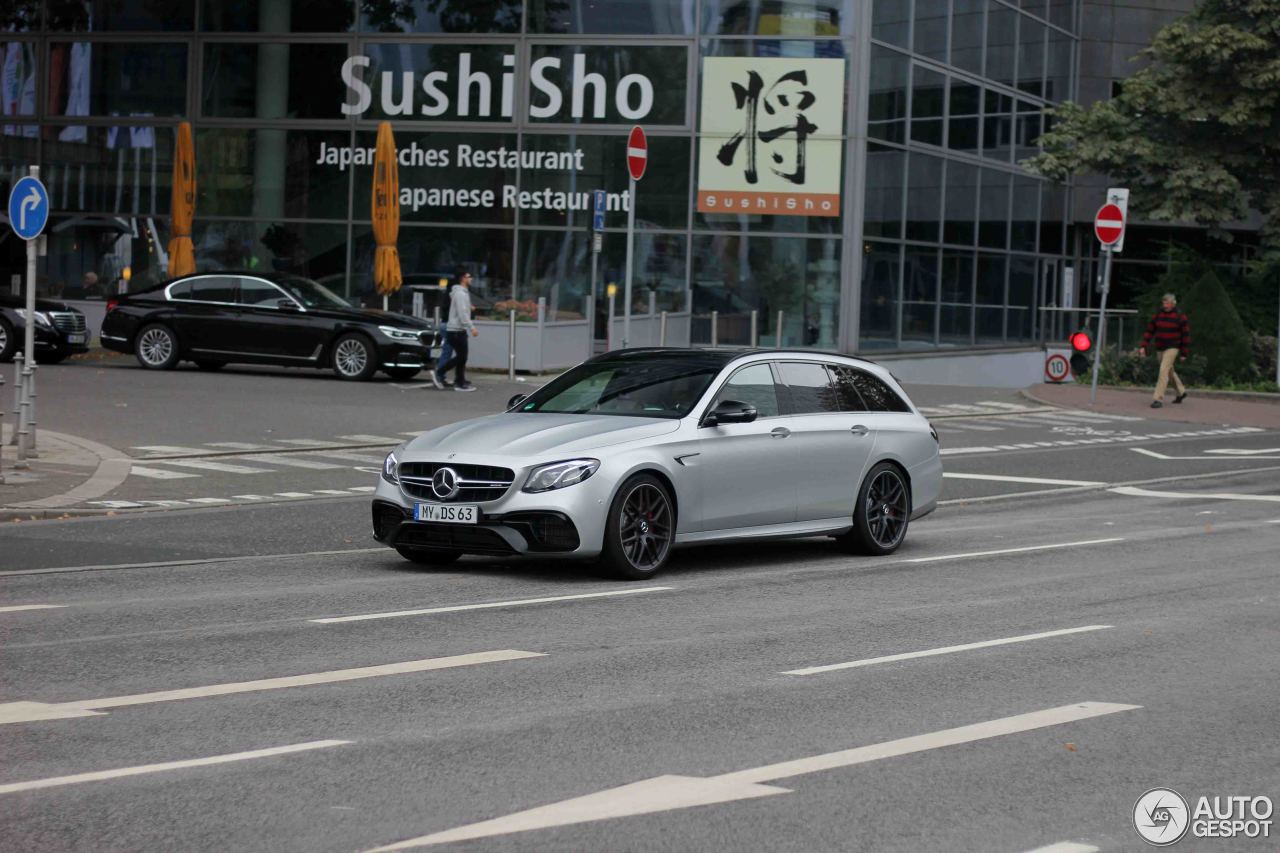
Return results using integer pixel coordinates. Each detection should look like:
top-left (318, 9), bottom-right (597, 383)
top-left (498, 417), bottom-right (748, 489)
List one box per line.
top-left (2, 357), bottom-right (1279, 852)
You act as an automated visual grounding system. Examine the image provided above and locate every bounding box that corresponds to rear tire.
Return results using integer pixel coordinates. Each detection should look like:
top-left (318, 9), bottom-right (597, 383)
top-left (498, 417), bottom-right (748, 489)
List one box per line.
top-left (0, 318), bottom-right (15, 362)
top-left (194, 360), bottom-right (226, 371)
top-left (384, 366), bottom-right (422, 381)
top-left (331, 333), bottom-right (377, 381)
top-left (135, 324), bottom-right (180, 370)
top-left (598, 474), bottom-right (675, 580)
top-left (395, 546), bottom-right (461, 565)
top-left (836, 462), bottom-right (911, 556)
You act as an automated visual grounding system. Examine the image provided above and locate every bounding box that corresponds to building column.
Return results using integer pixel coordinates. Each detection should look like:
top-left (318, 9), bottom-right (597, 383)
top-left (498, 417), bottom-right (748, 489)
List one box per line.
top-left (252, 0), bottom-right (290, 224)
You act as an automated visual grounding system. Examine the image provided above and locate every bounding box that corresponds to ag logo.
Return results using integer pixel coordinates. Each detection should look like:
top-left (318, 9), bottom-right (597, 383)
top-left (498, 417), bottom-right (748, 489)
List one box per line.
top-left (1134, 788), bottom-right (1190, 846)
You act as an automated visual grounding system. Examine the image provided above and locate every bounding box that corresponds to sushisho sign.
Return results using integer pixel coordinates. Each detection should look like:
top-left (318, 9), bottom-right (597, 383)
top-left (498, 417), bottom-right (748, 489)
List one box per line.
top-left (697, 57), bottom-right (845, 217)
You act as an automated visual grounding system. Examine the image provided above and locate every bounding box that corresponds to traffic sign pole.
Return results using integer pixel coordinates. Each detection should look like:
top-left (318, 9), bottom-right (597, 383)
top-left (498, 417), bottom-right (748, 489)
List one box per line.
top-left (623, 175), bottom-right (635, 349)
top-left (1090, 247), bottom-right (1113, 406)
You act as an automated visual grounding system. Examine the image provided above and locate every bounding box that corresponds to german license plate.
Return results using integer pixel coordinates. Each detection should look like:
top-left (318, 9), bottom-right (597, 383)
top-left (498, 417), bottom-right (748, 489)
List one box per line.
top-left (67, 333), bottom-right (86, 344)
top-left (414, 503), bottom-right (478, 524)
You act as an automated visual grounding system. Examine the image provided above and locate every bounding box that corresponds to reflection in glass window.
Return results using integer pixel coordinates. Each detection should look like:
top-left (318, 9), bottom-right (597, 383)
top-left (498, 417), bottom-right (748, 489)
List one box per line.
top-left (951, 0), bottom-right (985, 75)
top-left (238, 278), bottom-right (286, 307)
top-left (198, 128), bottom-right (351, 221)
top-left (864, 144), bottom-right (904, 240)
top-left (48, 42), bottom-right (187, 117)
top-left (1046, 28), bottom-right (1074, 102)
top-left (949, 80), bottom-right (981, 152)
top-left (906, 152), bottom-right (943, 243)
top-left (704, 0), bottom-right (853, 36)
top-left (190, 221), bottom-right (349, 284)
top-left (860, 241), bottom-right (900, 350)
top-left (910, 66), bottom-right (945, 147)
top-left (38, 125), bottom-right (174, 216)
top-left (361, 0), bottom-right (520, 33)
top-left (871, 0), bottom-right (909, 48)
top-left (1011, 175), bottom-right (1040, 252)
top-left (913, 0), bottom-right (949, 63)
top-left (983, 89), bottom-right (1014, 161)
top-left (714, 363), bottom-right (781, 418)
top-left (49, 0), bottom-right (193, 30)
top-left (1049, 0), bottom-right (1075, 32)
top-left (903, 247), bottom-right (938, 345)
top-left (834, 366), bottom-right (910, 411)
top-left (531, 0), bottom-right (693, 34)
top-left (1040, 184), bottom-right (1066, 254)
top-left (940, 250), bottom-right (974, 344)
top-left (986, 1), bottom-right (1016, 87)
top-left (351, 223), bottom-right (513, 307)
top-left (527, 45), bottom-right (687, 125)
top-left (778, 361), bottom-right (839, 414)
top-left (203, 43), bottom-right (348, 120)
top-left (203, 0), bottom-right (353, 32)
top-left (944, 160), bottom-right (979, 246)
top-left (867, 46), bottom-right (908, 144)
top-left (976, 252), bottom-right (1006, 312)
top-left (0, 1), bottom-right (39, 31)
top-left (1007, 255), bottom-right (1037, 340)
top-left (1018, 16), bottom-right (1046, 95)
top-left (979, 169), bottom-right (1011, 248)
top-left (1, 43), bottom-right (37, 117)
top-left (1015, 99), bottom-right (1043, 160)
top-left (44, 215), bottom-right (168, 297)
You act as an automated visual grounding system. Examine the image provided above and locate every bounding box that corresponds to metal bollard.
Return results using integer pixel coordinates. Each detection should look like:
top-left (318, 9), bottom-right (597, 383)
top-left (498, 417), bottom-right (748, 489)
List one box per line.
top-left (659, 311), bottom-right (668, 346)
top-left (8, 352), bottom-right (22, 446)
top-left (0, 366), bottom-right (5, 483)
top-left (584, 294), bottom-right (596, 359)
top-left (26, 361), bottom-right (37, 456)
top-left (750, 310), bottom-right (758, 347)
top-left (15, 359), bottom-right (31, 469)
top-left (775, 310), bottom-right (785, 347)
top-left (507, 308), bottom-right (517, 381)
top-left (710, 310), bottom-right (718, 347)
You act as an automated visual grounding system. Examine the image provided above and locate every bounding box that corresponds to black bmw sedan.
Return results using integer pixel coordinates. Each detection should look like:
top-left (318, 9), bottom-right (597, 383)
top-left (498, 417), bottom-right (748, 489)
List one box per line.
top-left (0, 294), bottom-right (90, 364)
top-left (101, 272), bottom-right (437, 381)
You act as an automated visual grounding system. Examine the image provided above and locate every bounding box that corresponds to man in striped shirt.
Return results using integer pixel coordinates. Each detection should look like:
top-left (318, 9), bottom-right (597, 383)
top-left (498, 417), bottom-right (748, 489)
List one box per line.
top-left (1139, 293), bottom-right (1190, 408)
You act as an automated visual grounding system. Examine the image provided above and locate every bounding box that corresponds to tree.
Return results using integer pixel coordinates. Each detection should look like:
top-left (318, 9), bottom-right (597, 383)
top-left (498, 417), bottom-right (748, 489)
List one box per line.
top-left (1026, 0), bottom-right (1280, 252)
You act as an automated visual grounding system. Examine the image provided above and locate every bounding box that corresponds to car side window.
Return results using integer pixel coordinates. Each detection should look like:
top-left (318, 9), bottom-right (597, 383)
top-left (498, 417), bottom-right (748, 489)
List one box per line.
top-left (239, 279), bottom-right (286, 308)
top-left (832, 365), bottom-right (911, 412)
top-left (827, 365), bottom-right (869, 412)
top-left (777, 361), bottom-right (840, 414)
top-left (188, 277), bottom-right (238, 304)
top-left (712, 363), bottom-right (780, 418)
top-left (167, 280), bottom-right (194, 300)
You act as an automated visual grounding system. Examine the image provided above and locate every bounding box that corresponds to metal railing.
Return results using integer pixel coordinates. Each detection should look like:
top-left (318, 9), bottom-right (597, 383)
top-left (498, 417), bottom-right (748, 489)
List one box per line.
top-left (1039, 307), bottom-right (1141, 353)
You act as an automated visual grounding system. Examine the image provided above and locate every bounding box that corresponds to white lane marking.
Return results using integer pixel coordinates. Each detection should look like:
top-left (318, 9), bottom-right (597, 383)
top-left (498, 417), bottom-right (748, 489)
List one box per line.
top-left (904, 538), bottom-right (1125, 563)
top-left (399, 431), bottom-right (424, 437)
top-left (0, 650), bottom-right (545, 725)
top-left (231, 494), bottom-right (272, 501)
top-left (363, 702), bottom-right (1140, 851)
top-left (0, 604), bottom-right (67, 614)
top-left (188, 498), bottom-right (231, 505)
top-left (1022, 843), bottom-right (1100, 853)
top-left (942, 426), bottom-right (1264, 456)
top-left (1111, 486), bottom-right (1280, 503)
top-left (151, 459), bottom-right (275, 474)
top-left (276, 438), bottom-right (340, 446)
top-left (338, 434), bottom-right (401, 443)
top-left (273, 492), bottom-right (315, 499)
top-left (1133, 447), bottom-right (1280, 461)
top-left (131, 445), bottom-right (207, 455)
top-left (0, 740), bottom-right (350, 796)
top-left (943, 422), bottom-right (1004, 431)
top-left (349, 486), bottom-right (377, 493)
top-left (310, 450), bottom-right (388, 465)
top-left (0, 547), bottom-right (386, 578)
top-left (206, 442), bottom-right (279, 451)
top-left (87, 500), bottom-right (146, 508)
top-left (129, 466), bottom-right (200, 480)
top-left (943, 473), bottom-right (1105, 486)
top-left (313, 489), bottom-right (355, 496)
top-left (235, 454), bottom-right (344, 470)
top-left (313, 587), bottom-right (674, 624)
top-left (782, 626), bottom-right (1112, 676)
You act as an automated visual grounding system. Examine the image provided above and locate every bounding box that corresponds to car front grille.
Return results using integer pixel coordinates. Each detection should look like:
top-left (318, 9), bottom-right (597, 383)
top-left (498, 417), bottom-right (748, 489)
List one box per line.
top-left (49, 312), bottom-right (86, 334)
top-left (502, 512), bottom-right (580, 552)
top-left (372, 501), bottom-right (407, 540)
top-left (395, 523), bottom-right (515, 555)
top-left (398, 462), bottom-right (515, 503)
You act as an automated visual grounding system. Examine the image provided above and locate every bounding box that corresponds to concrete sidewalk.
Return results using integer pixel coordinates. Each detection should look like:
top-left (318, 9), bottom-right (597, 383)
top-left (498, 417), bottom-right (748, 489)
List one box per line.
top-left (1025, 383), bottom-right (1280, 430)
top-left (0, 426), bottom-right (132, 519)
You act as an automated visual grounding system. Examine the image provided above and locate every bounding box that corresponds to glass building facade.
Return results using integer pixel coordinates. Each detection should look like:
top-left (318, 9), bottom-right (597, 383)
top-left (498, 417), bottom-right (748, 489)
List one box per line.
top-left (0, 0), bottom-right (1077, 353)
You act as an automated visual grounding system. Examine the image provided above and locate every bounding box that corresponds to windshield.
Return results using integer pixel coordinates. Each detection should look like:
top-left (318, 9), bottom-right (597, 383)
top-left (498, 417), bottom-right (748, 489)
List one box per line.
top-left (274, 276), bottom-right (350, 309)
top-left (516, 356), bottom-right (725, 419)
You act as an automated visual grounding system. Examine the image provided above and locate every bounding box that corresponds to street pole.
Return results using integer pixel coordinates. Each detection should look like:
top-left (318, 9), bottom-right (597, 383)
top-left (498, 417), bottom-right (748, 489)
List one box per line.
top-left (1090, 247), bottom-right (1112, 406)
top-left (623, 176), bottom-right (635, 349)
top-left (22, 166), bottom-right (38, 377)
top-left (590, 236), bottom-right (599, 349)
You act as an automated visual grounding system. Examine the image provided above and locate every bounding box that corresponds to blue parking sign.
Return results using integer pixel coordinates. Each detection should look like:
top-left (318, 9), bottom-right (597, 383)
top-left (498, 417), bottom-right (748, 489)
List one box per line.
top-left (8, 176), bottom-right (49, 241)
top-left (592, 189), bottom-right (606, 232)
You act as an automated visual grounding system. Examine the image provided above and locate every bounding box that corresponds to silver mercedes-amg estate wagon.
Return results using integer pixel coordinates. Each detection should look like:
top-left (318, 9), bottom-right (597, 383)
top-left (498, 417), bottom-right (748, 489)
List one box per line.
top-left (372, 348), bottom-right (942, 579)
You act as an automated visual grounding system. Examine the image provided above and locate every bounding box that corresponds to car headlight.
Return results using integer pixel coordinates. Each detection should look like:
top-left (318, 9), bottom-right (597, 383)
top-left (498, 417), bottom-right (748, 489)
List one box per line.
top-left (16, 309), bottom-right (53, 328)
top-left (522, 459), bottom-right (600, 493)
top-left (379, 325), bottom-right (424, 342)
top-left (382, 451), bottom-right (399, 484)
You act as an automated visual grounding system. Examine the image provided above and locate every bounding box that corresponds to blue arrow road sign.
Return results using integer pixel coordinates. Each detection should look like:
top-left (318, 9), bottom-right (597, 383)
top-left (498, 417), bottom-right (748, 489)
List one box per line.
top-left (8, 176), bottom-right (49, 240)
top-left (592, 189), bottom-right (606, 232)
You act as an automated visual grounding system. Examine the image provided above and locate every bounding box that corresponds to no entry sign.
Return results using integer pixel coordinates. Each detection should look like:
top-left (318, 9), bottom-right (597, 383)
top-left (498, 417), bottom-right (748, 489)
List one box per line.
top-left (626, 126), bottom-right (647, 181)
top-left (1095, 202), bottom-right (1125, 247)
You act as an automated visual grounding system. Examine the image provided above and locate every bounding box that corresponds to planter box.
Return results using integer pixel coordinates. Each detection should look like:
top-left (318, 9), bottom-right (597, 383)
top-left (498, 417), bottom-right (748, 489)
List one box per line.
top-left (469, 298), bottom-right (593, 372)
top-left (608, 312), bottom-right (691, 348)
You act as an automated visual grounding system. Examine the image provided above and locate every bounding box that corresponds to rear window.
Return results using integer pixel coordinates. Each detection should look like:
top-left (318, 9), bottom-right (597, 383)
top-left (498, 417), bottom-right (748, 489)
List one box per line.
top-left (831, 365), bottom-right (911, 412)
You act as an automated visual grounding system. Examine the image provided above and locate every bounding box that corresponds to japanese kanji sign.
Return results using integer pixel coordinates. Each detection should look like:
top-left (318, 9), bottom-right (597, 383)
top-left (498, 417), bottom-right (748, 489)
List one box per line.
top-left (697, 57), bottom-right (845, 218)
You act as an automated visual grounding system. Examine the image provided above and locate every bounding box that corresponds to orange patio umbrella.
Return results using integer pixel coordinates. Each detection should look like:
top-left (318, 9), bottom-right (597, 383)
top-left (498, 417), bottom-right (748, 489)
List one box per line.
top-left (168, 121), bottom-right (196, 278)
top-left (371, 121), bottom-right (402, 307)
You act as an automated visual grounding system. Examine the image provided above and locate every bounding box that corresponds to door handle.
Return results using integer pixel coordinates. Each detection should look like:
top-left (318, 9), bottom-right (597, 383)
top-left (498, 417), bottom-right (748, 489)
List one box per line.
top-left (770, 427), bottom-right (791, 439)
top-left (850, 425), bottom-right (869, 436)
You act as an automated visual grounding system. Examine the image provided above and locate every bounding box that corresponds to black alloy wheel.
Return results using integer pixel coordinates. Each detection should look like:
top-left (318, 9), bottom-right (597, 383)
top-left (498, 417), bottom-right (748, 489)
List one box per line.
top-left (194, 360), bottom-right (226, 371)
top-left (601, 474), bottom-right (675, 580)
top-left (135, 323), bottom-right (180, 370)
top-left (837, 462), bottom-right (911, 556)
top-left (331, 333), bottom-right (377, 381)
top-left (395, 546), bottom-right (461, 565)
top-left (0, 317), bottom-right (14, 362)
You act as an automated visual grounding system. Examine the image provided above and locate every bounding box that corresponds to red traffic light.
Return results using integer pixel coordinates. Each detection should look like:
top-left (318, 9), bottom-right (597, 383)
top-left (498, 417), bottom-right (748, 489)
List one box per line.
top-left (1070, 331), bottom-right (1092, 352)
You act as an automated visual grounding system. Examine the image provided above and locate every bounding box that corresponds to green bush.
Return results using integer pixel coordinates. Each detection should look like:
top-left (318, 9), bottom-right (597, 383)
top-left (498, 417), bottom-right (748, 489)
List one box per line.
top-left (1180, 269), bottom-right (1256, 381)
top-left (1083, 350), bottom-right (1209, 387)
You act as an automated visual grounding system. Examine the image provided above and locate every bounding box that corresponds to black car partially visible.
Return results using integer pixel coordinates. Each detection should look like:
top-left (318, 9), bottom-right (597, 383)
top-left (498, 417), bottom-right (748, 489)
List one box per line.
top-left (0, 294), bottom-right (90, 364)
top-left (100, 271), bottom-right (438, 381)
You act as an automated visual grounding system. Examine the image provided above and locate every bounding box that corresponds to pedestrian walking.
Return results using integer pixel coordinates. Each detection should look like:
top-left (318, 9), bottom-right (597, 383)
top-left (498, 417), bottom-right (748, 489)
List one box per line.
top-left (1139, 292), bottom-right (1190, 408)
top-left (431, 267), bottom-right (479, 392)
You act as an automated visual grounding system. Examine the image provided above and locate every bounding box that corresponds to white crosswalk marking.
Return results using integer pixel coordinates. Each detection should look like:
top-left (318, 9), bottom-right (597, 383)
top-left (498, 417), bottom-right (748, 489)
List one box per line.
top-left (150, 459), bottom-right (276, 474)
top-left (206, 442), bottom-right (280, 451)
top-left (276, 439), bottom-right (340, 447)
top-left (234, 455), bottom-right (345, 470)
top-left (129, 466), bottom-right (200, 480)
top-left (310, 450), bottom-right (388, 465)
top-left (338, 434), bottom-right (402, 443)
top-left (132, 445), bottom-right (208, 455)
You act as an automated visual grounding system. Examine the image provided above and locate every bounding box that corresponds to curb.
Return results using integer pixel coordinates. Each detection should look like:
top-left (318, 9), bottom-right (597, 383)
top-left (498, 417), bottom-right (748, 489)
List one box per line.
top-left (4, 430), bottom-right (132, 512)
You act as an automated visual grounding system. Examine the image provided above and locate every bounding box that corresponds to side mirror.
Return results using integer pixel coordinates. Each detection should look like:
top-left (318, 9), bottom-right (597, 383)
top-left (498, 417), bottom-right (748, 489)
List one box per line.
top-left (702, 399), bottom-right (757, 427)
top-left (507, 393), bottom-right (527, 410)
top-left (276, 299), bottom-right (301, 312)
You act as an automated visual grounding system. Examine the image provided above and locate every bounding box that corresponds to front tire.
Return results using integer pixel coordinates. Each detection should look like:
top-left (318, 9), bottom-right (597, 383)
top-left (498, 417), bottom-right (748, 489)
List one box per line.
top-left (135, 324), bottom-right (180, 370)
top-left (331, 333), bottom-right (377, 381)
top-left (395, 546), bottom-right (461, 565)
top-left (599, 474), bottom-right (675, 580)
top-left (836, 462), bottom-right (911, 555)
